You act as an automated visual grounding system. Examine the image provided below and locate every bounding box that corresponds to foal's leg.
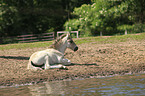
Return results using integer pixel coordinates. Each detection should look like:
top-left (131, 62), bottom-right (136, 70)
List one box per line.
top-left (60, 58), bottom-right (71, 65)
top-left (49, 64), bottom-right (67, 69)
top-left (44, 56), bottom-right (67, 69)
top-left (44, 55), bottom-right (50, 70)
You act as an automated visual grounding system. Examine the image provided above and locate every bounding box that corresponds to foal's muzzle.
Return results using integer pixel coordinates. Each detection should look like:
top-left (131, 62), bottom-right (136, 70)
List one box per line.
top-left (74, 46), bottom-right (78, 51)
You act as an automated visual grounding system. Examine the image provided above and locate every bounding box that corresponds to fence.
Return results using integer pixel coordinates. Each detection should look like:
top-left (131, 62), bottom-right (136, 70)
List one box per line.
top-left (57, 31), bottom-right (79, 38)
top-left (0, 32), bottom-right (54, 44)
top-left (17, 32), bottom-right (54, 43)
top-left (0, 31), bottom-right (79, 44)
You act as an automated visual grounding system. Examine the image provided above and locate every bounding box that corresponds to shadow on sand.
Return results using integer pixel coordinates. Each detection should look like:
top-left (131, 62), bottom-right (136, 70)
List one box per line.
top-left (0, 56), bottom-right (98, 66)
top-left (68, 63), bottom-right (98, 66)
top-left (0, 56), bottom-right (29, 60)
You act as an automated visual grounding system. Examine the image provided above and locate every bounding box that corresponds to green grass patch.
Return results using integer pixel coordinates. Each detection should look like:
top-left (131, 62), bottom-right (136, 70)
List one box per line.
top-left (0, 41), bottom-right (53, 50)
top-left (0, 33), bottom-right (145, 50)
top-left (76, 33), bottom-right (145, 44)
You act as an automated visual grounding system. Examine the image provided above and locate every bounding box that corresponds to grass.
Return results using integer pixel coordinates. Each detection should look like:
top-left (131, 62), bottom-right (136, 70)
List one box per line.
top-left (76, 32), bottom-right (145, 44)
top-left (0, 32), bottom-right (145, 50)
top-left (0, 41), bottom-right (53, 50)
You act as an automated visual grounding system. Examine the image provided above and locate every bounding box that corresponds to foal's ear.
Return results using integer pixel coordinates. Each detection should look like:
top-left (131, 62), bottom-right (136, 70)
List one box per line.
top-left (67, 32), bottom-right (70, 36)
top-left (66, 32), bottom-right (71, 38)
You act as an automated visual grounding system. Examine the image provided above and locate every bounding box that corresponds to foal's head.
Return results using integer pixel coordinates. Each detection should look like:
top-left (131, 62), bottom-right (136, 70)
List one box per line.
top-left (64, 33), bottom-right (78, 51)
top-left (50, 33), bottom-right (78, 52)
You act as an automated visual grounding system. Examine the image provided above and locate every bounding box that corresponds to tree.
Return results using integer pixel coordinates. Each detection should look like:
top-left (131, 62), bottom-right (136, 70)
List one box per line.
top-left (1, 0), bottom-right (67, 36)
top-left (64, 0), bottom-right (145, 36)
top-left (0, 0), bottom-right (91, 38)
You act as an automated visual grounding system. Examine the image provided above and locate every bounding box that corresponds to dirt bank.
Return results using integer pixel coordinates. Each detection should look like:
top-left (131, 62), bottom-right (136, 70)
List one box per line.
top-left (0, 40), bottom-right (145, 86)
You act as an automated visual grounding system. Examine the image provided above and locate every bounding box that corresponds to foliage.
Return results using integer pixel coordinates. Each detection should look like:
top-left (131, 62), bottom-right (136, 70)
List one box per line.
top-left (0, 0), bottom-right (91, 38)
top-left (117, 25), bottom-right (133, 31)
top-left (64, 0), bottom-right (145, 36)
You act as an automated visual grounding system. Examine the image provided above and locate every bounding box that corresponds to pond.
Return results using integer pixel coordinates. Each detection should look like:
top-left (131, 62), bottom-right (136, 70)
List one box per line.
top-left (0, 73), bottom-right (145, 96)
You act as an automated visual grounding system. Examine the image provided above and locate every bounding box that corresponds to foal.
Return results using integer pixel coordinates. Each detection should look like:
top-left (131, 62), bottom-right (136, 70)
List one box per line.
top-left (27, 33), bottom-right (78, 70)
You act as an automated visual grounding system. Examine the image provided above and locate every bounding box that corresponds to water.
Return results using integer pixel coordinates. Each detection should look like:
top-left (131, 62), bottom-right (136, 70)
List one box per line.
top-left (0, 73), bottom-right (145, 96)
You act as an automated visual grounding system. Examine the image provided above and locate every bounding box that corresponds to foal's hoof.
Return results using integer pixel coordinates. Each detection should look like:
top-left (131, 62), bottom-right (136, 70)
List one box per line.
top-left (64, 67), bottom-right (68, 70)
top-left (60, 66), bottom-right (68, 70)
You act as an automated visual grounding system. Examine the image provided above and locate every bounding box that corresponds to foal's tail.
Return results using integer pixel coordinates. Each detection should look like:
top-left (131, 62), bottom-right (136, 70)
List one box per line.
top-left (31, 61), bottom-right (44, 67)
top-left (31, 61), bottom-right (35, 66)
top-left (27, 60), bottom-right (31, 69)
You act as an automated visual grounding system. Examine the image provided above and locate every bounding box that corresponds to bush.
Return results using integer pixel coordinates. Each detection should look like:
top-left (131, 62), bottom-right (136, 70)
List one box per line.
top-left (64, 0), bottom-right (144, 36)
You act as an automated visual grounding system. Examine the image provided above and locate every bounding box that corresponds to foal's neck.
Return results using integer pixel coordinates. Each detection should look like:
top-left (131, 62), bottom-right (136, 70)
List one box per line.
top-left (50, 35), bottom-right (68, 54)
top-left (55, 43), bottom-right (67, 54)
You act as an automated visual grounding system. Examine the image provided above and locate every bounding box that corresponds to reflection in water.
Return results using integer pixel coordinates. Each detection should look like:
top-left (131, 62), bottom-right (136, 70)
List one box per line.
top-left (0, 73), bottom-right (145, 96)
top-left (28, 81), bottom-right (70, 95)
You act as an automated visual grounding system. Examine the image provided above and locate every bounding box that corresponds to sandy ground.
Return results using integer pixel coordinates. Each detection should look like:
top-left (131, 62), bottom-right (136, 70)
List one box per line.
top-left (0, 39), bottom-right (145, 86)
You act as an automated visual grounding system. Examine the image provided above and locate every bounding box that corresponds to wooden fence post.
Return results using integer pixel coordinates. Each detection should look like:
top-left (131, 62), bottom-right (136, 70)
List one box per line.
top-left (125, 30), bottom-right (127, 35)
top-left (100, 31), bottom-right (102, 36)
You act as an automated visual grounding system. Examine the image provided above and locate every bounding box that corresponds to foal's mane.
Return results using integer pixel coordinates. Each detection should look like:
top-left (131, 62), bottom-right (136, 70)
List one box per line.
top-left (49, 34), bottom-right (67, 48)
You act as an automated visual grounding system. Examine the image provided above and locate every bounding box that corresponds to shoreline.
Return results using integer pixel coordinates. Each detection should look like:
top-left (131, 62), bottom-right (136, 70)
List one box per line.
top-left (1, 69), bottom-right (145, 88)
top-left (0, 65), bottom-right (145, 87)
